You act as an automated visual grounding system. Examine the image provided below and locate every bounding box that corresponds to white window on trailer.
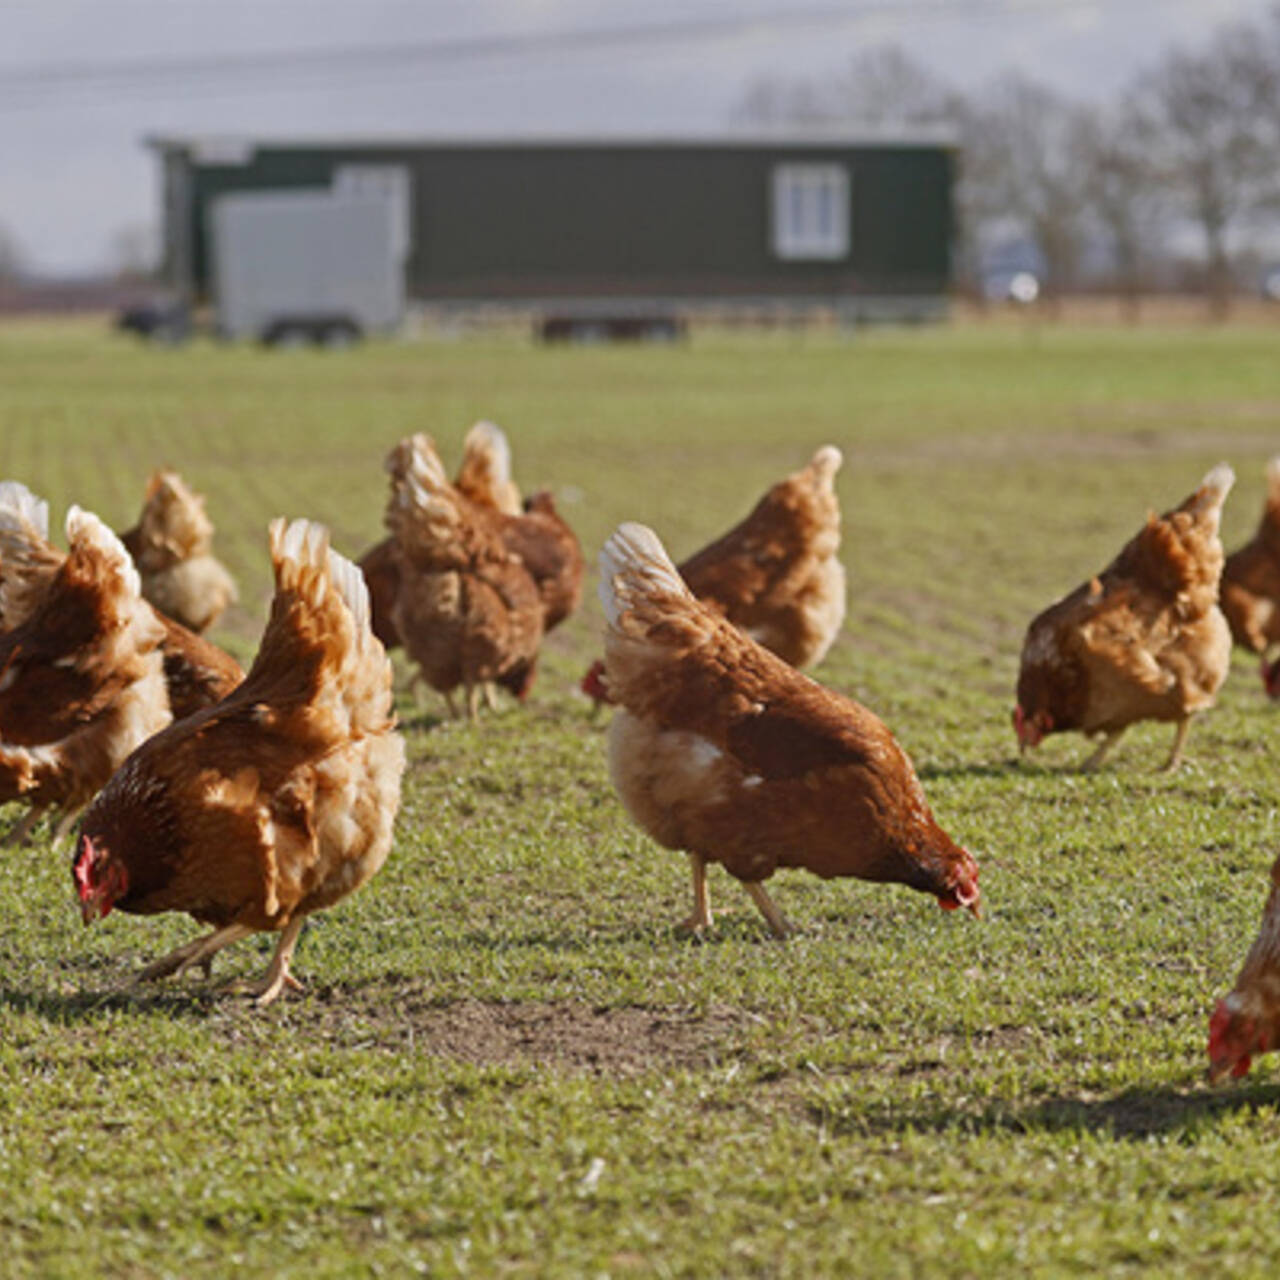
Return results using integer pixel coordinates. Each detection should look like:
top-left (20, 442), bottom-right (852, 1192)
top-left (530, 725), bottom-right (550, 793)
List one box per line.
top-left (770, 164), bottom-right (851, 261)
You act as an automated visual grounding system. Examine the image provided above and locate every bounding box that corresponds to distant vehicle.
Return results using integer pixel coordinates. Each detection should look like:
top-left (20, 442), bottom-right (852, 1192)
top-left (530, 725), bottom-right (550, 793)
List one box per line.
top-left (982, 269), bottom-right (1041, 304)
top-left (209, 188), bottom-right (406, 346)
top-left (114, 298), bottom-right (191, 343)
top-left (1262, 268), bottom-right (1280, 303)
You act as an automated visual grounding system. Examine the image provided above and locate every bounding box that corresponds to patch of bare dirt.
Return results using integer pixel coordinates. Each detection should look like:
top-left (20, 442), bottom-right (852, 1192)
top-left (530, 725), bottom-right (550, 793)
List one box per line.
top-left (292, 991), bottom-right (758, 1073)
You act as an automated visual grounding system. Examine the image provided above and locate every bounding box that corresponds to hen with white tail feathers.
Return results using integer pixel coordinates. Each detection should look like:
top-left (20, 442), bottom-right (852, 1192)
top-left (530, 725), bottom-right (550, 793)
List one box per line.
top-left (599, 521), bottom-right (980, 937)
top-left (0, 503), bottom-right (171, 843)
top-left (1015, 462), bottom-right (1235, 770)
top-left (385, 433), bottom-right (545, 718)
top-left (73, 517), bottom-right (405, 1006)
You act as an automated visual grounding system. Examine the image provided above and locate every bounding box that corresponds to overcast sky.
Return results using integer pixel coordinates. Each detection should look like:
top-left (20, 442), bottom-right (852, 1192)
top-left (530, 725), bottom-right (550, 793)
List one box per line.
top-left (2, 0), bottom-right (1274, 275)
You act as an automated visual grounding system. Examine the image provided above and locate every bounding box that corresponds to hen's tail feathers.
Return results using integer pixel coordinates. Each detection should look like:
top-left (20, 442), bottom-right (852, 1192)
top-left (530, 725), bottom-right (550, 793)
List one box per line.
top-left (0, 481), bottom-right (49, 544)
top-left (66, 505), bottom-right (144, 601)
top-left (1265, 455), bottom-right (1280, 500)
top-left (271, 517), bottom-right (371, 635)
top-left (385, 433), bottom-right (465, 549)
top-left (807, 445), bottom-right (843, 487)
top-left (1183, 462), bottom-right (1235, 532)
top-left (0, 482), bottom-right (63, 631)
top-left (458, 420), bottom-right (517, 509)
top-left (598, 522), bottom-right (694, 629)
top-left (269, 517), bottom-right (392, 733)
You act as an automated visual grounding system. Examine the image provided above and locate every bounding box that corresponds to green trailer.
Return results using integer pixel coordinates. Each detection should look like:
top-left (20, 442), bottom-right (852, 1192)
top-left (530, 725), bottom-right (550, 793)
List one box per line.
top-left (149, 131), bottom-right (956, 337)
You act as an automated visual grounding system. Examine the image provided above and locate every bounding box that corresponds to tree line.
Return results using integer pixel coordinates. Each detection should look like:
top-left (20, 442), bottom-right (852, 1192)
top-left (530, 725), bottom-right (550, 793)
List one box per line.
top-left (734, 6), bottom-right (1280, 313)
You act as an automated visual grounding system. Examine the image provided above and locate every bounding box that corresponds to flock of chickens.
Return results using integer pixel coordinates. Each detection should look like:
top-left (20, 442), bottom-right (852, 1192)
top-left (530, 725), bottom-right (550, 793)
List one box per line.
top-left (3, 423), bottom-right (1280, 1083)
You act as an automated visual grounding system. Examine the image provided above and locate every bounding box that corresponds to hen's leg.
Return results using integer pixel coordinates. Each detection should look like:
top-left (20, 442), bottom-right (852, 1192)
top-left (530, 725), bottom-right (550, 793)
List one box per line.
top-left (677, 853), bottom-right (713, 935)
top-left (51, 808), bottom-right (83, 849)
top-left (1160, 717), bottom-right (1192, 772)
top-left (135, 923), bottom-right (255, 985)
top-left (1082, 728), bottom-right (1124, 771)
top-left (465, 683), bottom-right (481, 721)
top-left (408, 671), bottom-right (427, 709)
top-left (247, 917), bottom-right (306, 1007)
top-left (483, 682), bottom-right (499, 711)
top-left (744, 881), bottom-right (793, 939)
top-left (442, 690), bottom-right (459, 719)
top-left (3, 808), bottom-right (42, 848)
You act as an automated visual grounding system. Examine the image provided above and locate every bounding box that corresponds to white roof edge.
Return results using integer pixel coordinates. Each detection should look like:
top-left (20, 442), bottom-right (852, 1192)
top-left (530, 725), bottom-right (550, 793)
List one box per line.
top-left (144, 125), bottom-right (960, 154)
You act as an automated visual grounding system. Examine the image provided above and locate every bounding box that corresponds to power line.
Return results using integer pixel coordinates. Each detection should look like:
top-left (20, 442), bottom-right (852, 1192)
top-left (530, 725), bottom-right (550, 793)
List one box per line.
top-left (0, 0), bottom-right (1147, 109)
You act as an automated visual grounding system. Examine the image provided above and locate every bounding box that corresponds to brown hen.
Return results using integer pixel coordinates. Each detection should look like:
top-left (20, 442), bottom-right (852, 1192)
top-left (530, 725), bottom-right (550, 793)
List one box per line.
top-left (73, 518), bottom-right (405, 1005)
top-left (386, 435), bottom-right (544, 718)
top-left (1209, 855), bottom-right (1280, 1082)
top-left (1, 481), bottom-right (241, 724)
top-left (120, 468), bottom-right (238, 633)
top-left (0, 506), bottom-right (171, 845)
top-left (599, 522), bottom-right (979, 936)
top-left (583, 445), bottom-right (845, 705)
top-left (1220, 456), bottom-right (1280, 696)
top-left (1014, 463), bottom-right (1234, 771)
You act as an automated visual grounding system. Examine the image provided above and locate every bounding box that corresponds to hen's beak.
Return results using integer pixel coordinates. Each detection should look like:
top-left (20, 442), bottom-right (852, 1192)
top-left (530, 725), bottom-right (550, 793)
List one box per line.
top-left (79, 890), bottom-right (108, 926)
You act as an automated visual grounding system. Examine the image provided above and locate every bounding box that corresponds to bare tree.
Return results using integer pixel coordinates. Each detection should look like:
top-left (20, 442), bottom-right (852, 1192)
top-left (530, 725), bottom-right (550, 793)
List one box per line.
top-left (1074, 100), bottom-right (1169, 319)
top-left (1131, 19), bottom-right (1278, 315)
top-left (733, 45), bottom-right (961, 129)
top-left (963, 75), bottom-right (1090, 309)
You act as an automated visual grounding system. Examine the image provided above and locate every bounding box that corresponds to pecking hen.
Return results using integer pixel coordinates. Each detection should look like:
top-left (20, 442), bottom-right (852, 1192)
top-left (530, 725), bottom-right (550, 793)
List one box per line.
top-left (1209, 854), bottom-right (1280, 1082)
top-left (1014, 463), bottom-right (1234, 771)
top-left (73, 518), bottom-right (405, 1005)
top-left (598, 521), bottom-right (979, 936)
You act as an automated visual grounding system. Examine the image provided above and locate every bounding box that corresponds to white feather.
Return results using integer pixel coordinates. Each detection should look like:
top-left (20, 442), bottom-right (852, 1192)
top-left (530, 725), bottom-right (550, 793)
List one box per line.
top-left (65, 505), bottom-right (141, 598)
top-left (810, 445), bottom-right (843, 480)
top-left (597, 521), bottom-right (690, 627)
top-left (0, 481), bottom-right (49, 540)
top-left (464, 420), bottom-right (513, 484)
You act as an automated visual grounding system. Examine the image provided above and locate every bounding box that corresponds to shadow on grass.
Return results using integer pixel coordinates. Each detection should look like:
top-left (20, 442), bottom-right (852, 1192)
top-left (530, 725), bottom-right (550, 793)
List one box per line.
top-left (397, 709), bottom-right (447, 733)
top-left (0, 982), bottom-right (218, 1023)
top-left (814, 1081), bottom-right (1280, 1141)
top-left (452, 919), bottom-right (734, 954)
top-left (917, 759), bottom-right (1028, 782)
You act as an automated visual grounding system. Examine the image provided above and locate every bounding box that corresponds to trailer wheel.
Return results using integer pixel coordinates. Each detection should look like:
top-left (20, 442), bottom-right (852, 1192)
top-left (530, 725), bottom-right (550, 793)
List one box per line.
top-left (318, 319), bottom-right (361, 348)
top-left (261, 321), bottom-right (313, 349)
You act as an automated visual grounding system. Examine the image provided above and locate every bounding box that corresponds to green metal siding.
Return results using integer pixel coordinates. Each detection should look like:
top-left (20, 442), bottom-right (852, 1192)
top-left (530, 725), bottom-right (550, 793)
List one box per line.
top-left (178, 141), bottom-right (953, 303)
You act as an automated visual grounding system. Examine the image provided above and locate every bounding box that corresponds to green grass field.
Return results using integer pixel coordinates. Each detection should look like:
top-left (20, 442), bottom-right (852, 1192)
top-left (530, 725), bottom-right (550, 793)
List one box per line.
top-left (3, 316), bottom-right (1280, 1276)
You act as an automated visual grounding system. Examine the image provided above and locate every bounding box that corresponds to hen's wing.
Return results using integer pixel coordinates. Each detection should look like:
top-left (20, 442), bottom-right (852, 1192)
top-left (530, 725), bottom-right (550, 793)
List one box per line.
top-left (153, 610), bottom-right (243, 719)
